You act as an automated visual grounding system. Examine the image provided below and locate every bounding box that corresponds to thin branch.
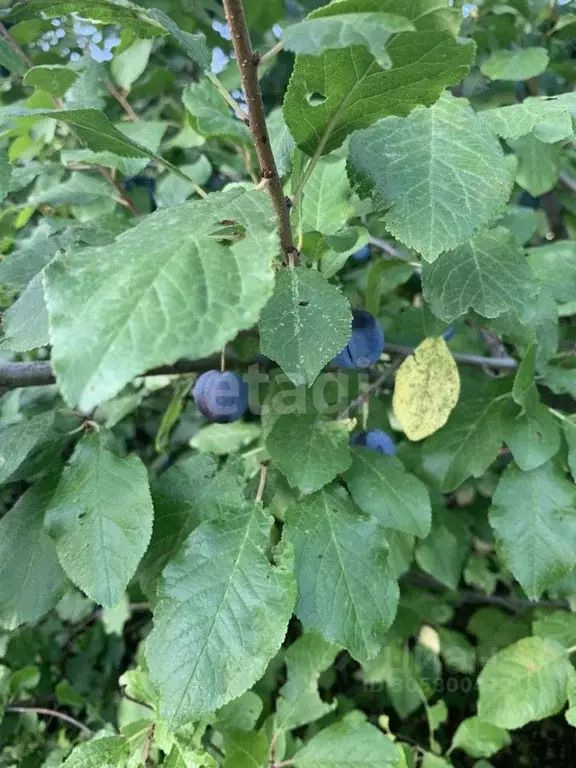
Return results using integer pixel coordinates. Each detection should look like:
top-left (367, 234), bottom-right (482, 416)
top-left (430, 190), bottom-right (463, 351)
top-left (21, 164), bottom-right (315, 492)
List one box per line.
top-left (105, 79), bottom-right (139, 122)
top-left (255, 463), bottom-right (268, 503)
top-left (205, 70), bottom-right (248, 122)
top-left (143, 723), bottom-right (155, 764)
top-left (97, 167), bottom-right (140, 215)
top-left (0, 21), bottom-right (33, 68)
top-left (222, 0), bottom-right (296, 260)
top-left (559, 171), bottom-right (576, 195)
top-left (385, 343), bottom-right (518, 370)
top-left (274, 761), bottom-right (294, 768)
top-left (6, 706), bottom-right (93, 736)
top-left (259, 39), bottom-right (284, 67)
top-left (339, 359), bottom-right (402, 419)
top-left (368, 236), bottom-right (402, 259)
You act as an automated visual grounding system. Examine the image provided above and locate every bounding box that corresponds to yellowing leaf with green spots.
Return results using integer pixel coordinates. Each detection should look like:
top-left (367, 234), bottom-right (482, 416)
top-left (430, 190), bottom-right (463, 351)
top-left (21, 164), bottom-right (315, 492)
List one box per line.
top-left (393, 338), bottom-right (460, 441)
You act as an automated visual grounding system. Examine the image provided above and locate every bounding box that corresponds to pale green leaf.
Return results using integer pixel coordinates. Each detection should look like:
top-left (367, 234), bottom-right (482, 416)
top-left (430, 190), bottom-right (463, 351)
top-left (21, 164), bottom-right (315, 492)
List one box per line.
top-left (215, 692), bottom-right (263, 733)
top-left (509, 135), bottom-right (560, 197)
top-left (481, 47), bottom-right (549, 81)
top-left (223, 731), bottom-right (267, 768)
top-left (183, 79), bottom-right (251, 144)
top-left (393, 337), bottom-right (460, 441)
top-left (45, 188), bottom-right (279, 410)
top-left (415, 513), bottom-right (469, 590)
top-left (23, 65), bottom-right (78, 97)
top-left (284, 0), bottom-right (474, 156)
top-left (502, 404), bottom-right (561, 471)
top-left (526, 241), bottom-right (576, 303)
top-left (489, 462), bottom-right (576, 599)
top-left (61, 736), bottom-right (130, 767)
top-left (512, 343), bottom-right (538, 410)
top-left (479, 92), bottom-right (576, 142)
top-left (276, 633), bottom-right (339, 731)
top-left (533, 610), bottom-right (576, 649)
top-left (267, 414), bottom-right (351, 495)
top-left (259, 266), bottom-right (351, 387)
top-left (451, 717), bottom-right (510, 758)
top-left (320, 227), bottom-right (371, 278)
top-left (190, 422), bottom-right (260, 455)
top-left (30, 172), bottom-right (113, 207)
top-left (267, 107), bottom-right (296, 178)
top-left (146, 8), bottom-right (210, 69)
top-left (140, 455), bottom-right (245, 597)
top-left (300, 156), bottom-right (353, 237)
top-left (146, 505), bottom-right (295, 727)
top-left (422, 227), bottom-right (539, 322)
top-left (0, 411), bottom-right (54, 485)
top-left (496, 204), bottom-right (538, 245)
top-left (1, 271), bottom-right (49, 352)
top-left (282, 13), bottom-right (414, 69)
top-left (0, 477), bottom-right (67, 630)
top-left (292, 717), bottom-right (399, 767)
top-left (343, 448), bottom-right (431, 538)
top-left (348, 94), bottom-right (512, 261)
top-left (477, 637), bottom-right (575, 729)
top-left (285, 485), bottom-right (398, 663)
top-left (111, 39), bottom-right (153, 92)
top-left (45, 432), bottom-right (154, 608)
top-left (362, 641), bottom-right (428, 718)
top-left (156, 158), bottom-right (212, 208)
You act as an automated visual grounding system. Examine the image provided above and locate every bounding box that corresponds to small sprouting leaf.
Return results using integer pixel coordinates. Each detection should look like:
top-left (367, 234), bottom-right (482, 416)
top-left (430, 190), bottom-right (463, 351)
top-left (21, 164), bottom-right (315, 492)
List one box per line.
top-left (45, 188), bottom-right (279, 410)
top-left (291, 717), bottom-right (399, 767)
top-left (343, 448), bottom-right (431, 538)
top-left (393, 337), bottom-right (460, 441)
top-left (348, 94), bottom-right (512, 261)
top-left (259, 266), bottom-right (352, 387)
top-left (422, 227), bottom-right (539, 322)
top-left (477, 637), bottom-right (575, 729)
top-left (276, 633), bottom-right (338, 731)
top-left (23, 65), bottom-right (78, 97)
top-left (267, 413), bottom-right (351, 495)
top-left (450, 717), bottom-right (511, 758)
top-left (146, 505), bottom-right (295, 727)
top-left (282, 13), bottom-right (414, 69)
top-left (0, 411), bottom-right (54, 485)
top-left (489, 462), bottom-right (576, 600)
top-left (300, 156), bottom-right (353, 237)
top-left (285, 484), bottom-right (398, 663)
top-left (44, 431), bottom-right (154, 608)
top-left (0, 477), bottom-right (67, 630)
top-left (481, 47), bottom-right (549, 81)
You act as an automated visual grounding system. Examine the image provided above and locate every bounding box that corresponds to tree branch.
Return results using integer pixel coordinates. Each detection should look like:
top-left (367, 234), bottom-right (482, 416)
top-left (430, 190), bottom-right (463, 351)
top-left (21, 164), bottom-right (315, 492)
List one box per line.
top-left (0, 21), bottom-right (33, 68)
top-left (222, 0), bottom-right (296, 260)
top-left (6, 706), bottom-right (93, 736)
top-left (105, 79), bottom-right (139, 122)
top-left (385, 343), bottom-right (518, 370)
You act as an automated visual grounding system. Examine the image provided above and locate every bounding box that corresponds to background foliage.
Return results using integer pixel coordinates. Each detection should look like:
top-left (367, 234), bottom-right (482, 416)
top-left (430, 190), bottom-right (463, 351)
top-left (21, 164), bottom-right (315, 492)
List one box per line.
top-left (1, 0), bottom-right (576, 766)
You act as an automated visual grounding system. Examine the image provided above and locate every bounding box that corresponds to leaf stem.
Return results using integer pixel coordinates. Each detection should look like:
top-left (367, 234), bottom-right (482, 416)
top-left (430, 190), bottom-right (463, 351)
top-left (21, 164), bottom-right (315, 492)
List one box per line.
top-left (205, 70), bottom-right (249, 122)
top-left (5, 706), bottom-right (93, 736)
top-left (255, 463), bottom-right (268, 503)
top-left (259, 39), bottom-right (284, 67)
top-left (565, 644), bottom-right (576, 655)
top-left (105, 79), bottom-right (139, 121)
top-left (222, 0), bottom-right (296, 261)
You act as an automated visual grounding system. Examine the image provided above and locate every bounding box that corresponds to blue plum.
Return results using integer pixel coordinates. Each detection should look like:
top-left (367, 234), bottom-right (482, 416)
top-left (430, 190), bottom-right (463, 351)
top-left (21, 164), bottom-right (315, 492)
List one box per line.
top-left (442, 327), bottom-right (456, 342)
top-left (351, 245), bottom-right (371, 263)
top-left (332, 309), bottom-right (384, 368)
top-left (192, 370), bottom-right (249, 423)
top-left (351, 430), bottom-right (396, 456)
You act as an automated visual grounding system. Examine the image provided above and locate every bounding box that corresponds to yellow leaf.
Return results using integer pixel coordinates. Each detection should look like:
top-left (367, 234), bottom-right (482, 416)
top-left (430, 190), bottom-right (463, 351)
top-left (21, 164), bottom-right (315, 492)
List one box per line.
top-left (393, 337), bottom-right (460, 441)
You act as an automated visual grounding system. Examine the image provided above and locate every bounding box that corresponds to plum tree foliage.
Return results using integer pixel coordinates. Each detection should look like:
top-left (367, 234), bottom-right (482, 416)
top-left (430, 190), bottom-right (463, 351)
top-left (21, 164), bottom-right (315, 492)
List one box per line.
top-left (1, 0), bottom-right (576, 765)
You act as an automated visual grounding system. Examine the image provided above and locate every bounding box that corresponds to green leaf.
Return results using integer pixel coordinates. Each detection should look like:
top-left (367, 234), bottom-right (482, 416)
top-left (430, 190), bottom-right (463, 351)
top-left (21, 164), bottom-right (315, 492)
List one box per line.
top-left (61, 736), bottom-right (130, 768)
top-left (276, 633), bottom-right (338, 731)
top-left (451, 717), bottom-right (511, 758)
top-left (223, 731), bottom-right (267, 768)
top-left (23, 65), bottom-right (78, 97)
top-left (0, 411), bottom-right (54, 485)
top-left (292, 717), bottom-right (399, 767)
top-left (479, 92), bottom-right (576, 142)
top-left (183, 79), bottom-right (251, 144)
top-left (282, 13), bottom-right (415, 69)
top-left (0, 38), bottom-right (27, 75)
top-left (512, 342), bottom-right (538, 410)
top-left (300, 156), bottom-right (353, 236)
top-left (422, 227), bottom-right (539, 322)
top-left (285, 485), bottom-right (398, 663)
top-left (0, 271), bottom-right (49, 352)
top-left (0, 477), bottom-right (67, 630)
top-left (393, 337), bottom-right (460, 441)
top-left (480, 47), bottom-right (549, 81)
top-left (496, 204), bottom-right (538, 245)
top-left (348, 94), bottom-right (512, 261)
top-left (563, 420), bottom-right (576, 481)
top-left (526, 241), bottom-right (576, 303)
top-left (190, 422), bottom-right (260, 455)
top-left (415, 512), bottom-right (469, 590)
top-left (533, 610), bottom-right (576, 649)
top-left (342, 448), bottom-right (431, 538)
top-left (509, 134), bottom-right (560, 197)
top-left (146, 8), bottom-right (210, 69)
top-left (45, 188), bottom-right (279, 410)
top-left (267, 107), bottom-right (296, 178)
top-left (267, 414), bottom-right (351, 495)
top-left (111, 39), bottom-right (153, 92)
top-left (45, 432), bottom-right (154, 608)
top-left (146, 505), bottom-right (295, 727)
top-left (140, 455), bottom-right (245, 597)
top-left (362, 641), bottom-right (428, 718)
top-left (0, 149), bottom-right (12, 205)
top-left (215, 691), bottom-right (263, 732)
top-left (422, 389), bottom-right (509, 492)
top-left (477, 637), bottom-right (575, 729)
top-left (156, 158), bottom-right (212, 208)
top-left (502, 404), bottom-right (561, 471)
top-left (489, 462), bottom-right (576, 599)
top-left (284, 1), bottom-right (474, 156)
top-left (259, 266), bottom-right (351, 387)
top-left (30, 172), bottom-right (113, 207)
